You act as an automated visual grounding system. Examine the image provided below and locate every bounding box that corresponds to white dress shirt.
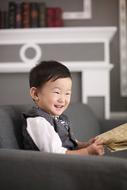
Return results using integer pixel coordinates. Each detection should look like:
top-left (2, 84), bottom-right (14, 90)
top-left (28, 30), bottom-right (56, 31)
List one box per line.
top-left (26, 116), bottom-right (67, 154)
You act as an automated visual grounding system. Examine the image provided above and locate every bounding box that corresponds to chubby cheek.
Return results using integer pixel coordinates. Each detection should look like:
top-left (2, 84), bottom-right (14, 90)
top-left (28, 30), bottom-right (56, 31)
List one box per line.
top-left (48, 94), bottom-right (58, 105)
top-left (65, 97), bottom-right (71, 107)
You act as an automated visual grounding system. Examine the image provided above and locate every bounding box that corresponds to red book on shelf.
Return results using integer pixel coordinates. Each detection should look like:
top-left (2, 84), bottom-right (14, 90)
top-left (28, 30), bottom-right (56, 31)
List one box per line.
top-left (47, 8), bottom-right (55, 17)
top-left (55, 8), bottom-right (62, 19)
top-left (54, 8), bottom-right (63, 27)
top-left (46, 8), bottom-right (55, 27)
top-left (54, 19), bottom-right (63, 27)
top-left (46, 7), bottom-right (63, 27)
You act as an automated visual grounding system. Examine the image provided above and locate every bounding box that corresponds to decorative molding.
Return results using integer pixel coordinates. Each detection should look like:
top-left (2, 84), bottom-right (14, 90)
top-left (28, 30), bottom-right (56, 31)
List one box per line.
top-left (0, 27), bottom-right (117, 68)
top-left (63, 0), bottom-right (92, 19)
top-left (20, 43), bottom-right (41, 64)
top-left (119, 0), bottom-right (127, 96)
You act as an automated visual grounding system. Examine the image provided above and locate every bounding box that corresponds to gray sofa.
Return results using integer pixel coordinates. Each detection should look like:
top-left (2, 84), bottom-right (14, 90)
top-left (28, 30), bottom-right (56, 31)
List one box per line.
top-left (0, 149), bottom-right (127, 190)
top-left (0, 103), bottom-right (127, 150)
top-left (0, 103), bottom-right (127, 190)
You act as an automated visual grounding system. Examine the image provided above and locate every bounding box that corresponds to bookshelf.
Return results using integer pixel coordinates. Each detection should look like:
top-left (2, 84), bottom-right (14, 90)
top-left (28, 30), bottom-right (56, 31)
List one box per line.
top-left (0, 26), bottom-right (117, 119)
top-left (0, 0), bottom-right (92, 29)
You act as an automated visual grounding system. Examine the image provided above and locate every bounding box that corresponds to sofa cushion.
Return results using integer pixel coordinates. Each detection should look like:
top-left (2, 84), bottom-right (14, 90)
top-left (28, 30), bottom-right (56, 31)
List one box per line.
top-left (0, 105), bottom-right (32, 149)
top-left (0, 106), bottom-right (22, 149)
top-left (0, 149), bottom-right (127, 190)
top-left (65, 103), bottom-right (100, 141)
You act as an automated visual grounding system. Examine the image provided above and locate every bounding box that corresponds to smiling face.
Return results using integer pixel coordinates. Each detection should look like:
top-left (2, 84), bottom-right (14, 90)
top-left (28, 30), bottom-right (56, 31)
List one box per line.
top-left (30, 77), bottom-right (72, 116)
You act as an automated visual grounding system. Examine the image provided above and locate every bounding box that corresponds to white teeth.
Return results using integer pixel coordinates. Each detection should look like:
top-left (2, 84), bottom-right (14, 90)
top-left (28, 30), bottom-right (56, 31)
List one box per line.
top-left (55, 105), bottom-right (64, 108)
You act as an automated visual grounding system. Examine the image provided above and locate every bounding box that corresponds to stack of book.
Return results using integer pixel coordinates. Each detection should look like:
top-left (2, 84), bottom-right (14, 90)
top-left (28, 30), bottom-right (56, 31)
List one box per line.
top-left (0, 1), bottom-right (64, 29)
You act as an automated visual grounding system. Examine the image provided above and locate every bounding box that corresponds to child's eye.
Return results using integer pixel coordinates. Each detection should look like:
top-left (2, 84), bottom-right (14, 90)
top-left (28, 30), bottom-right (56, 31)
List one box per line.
top-left (66, 93), bottom-right (71, 96)
top-left (53, 92), bottom-right (60, 94)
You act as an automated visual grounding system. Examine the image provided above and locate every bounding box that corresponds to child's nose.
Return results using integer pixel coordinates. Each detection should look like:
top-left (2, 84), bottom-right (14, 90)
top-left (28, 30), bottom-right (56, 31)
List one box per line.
top-left (58, 96), bottom-right (65, 103)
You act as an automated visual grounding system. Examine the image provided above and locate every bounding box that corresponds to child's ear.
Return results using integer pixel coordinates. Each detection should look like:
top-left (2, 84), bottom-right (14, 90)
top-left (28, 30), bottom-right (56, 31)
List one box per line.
top-left (30, 87), bottom-right (39, 101)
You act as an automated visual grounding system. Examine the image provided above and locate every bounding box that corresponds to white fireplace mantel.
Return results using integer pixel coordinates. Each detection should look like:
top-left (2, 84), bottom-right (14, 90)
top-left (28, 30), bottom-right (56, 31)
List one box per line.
top-left (0, 27), bottom-right (116, 44)
top-left (0, 27), bottom-right (117, 119)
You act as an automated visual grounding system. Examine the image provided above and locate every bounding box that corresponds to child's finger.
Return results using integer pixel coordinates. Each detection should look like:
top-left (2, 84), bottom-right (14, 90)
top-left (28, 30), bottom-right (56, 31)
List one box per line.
top-left (96, 145), bottom-right (105, 155)
top-left (88, 137), bottom-right (96, 144)
top-left (95, 138), bottom-right (104, 145)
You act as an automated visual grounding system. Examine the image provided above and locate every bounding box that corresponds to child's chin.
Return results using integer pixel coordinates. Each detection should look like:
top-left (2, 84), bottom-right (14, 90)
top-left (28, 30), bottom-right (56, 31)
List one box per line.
top-left (54, 111), bottom-right (63, 116)
top-left (52, 109), bottom-right (64, 116)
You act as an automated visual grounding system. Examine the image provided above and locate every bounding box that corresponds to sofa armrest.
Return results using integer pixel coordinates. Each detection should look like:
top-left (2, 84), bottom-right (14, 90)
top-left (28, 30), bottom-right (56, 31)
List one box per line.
top-left (0, 149), bottom-right (127, 190)
top-left (99, 119), bottom-right (127, 133)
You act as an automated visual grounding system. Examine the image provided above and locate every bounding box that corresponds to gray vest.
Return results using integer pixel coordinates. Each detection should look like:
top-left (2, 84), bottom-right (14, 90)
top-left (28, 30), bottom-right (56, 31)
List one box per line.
top-left (22, 106), bottom-right (77, 151)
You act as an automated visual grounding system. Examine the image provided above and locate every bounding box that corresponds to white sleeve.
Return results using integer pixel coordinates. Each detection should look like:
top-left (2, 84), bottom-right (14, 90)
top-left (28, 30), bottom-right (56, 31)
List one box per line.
top-left (26, 117), bottom-right (67, 154)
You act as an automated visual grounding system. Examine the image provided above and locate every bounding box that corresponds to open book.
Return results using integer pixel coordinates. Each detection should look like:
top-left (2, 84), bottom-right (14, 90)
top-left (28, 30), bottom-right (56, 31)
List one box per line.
top-left (95, 123), bottom-right (127, 152)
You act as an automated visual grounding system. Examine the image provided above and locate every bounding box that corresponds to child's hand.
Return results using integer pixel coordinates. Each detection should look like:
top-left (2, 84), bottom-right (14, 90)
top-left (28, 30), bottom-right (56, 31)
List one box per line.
top-left (77, 137), bottom-right (103, 149)
top-left (66, 141), bottom-right (105, 156)
top-left (87, 137), bottom-right (96, 145)
top-left (94, 137), bottom-right (104, 145)
top-left (86, 142), bottom-right (105, 156)
top-left (76, 138), bottom-right (96, 149)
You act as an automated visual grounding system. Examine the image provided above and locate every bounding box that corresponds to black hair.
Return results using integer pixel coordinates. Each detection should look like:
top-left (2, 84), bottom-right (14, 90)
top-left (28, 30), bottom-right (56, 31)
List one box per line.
top-left (29, 60), bottom-right (72, 88)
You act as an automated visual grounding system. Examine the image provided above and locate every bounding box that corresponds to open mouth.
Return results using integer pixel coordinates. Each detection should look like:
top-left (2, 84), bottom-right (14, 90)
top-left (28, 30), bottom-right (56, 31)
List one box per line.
top-left (54, 105), bottom-right (64, 109)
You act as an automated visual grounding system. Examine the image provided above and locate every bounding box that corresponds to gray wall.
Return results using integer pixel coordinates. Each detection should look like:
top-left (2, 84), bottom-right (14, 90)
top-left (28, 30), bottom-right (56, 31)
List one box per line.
top-left (0, 72), bottom-right (81, 105)
top-left (0, 0), bottom-right (127, 118)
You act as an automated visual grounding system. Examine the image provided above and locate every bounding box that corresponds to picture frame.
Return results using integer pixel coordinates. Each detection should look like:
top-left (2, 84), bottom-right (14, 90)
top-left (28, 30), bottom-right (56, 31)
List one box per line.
top-left (63, 0), bottom-right (92, 19)
top-left (119, 0), bottom-right (127, 96)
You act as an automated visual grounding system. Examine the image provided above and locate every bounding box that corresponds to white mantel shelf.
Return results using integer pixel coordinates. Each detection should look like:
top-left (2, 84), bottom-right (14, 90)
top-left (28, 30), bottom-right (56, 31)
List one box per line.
top-left (0, 27), bottom-right (116, 44)
top-left (0, 27), bottom-right (117, 119)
